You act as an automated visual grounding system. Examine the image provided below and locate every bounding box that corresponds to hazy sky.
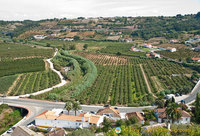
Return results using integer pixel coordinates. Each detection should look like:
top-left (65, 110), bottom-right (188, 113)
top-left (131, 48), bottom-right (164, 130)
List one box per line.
top-left (0, 0), bottom-right (199, 21)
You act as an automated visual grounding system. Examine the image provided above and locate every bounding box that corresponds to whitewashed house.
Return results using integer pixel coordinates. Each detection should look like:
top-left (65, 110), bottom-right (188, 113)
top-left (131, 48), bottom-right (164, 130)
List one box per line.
top-left (167, 47), bottom-right (176, 52)
top-left (144, 44), bottom-right (152, 48)
top-left (154, 108), bottom-right (191, 124)
top-left (35, 109), bottom-right (104, 129)
top-left (33, 35), bottom-right (47, 40)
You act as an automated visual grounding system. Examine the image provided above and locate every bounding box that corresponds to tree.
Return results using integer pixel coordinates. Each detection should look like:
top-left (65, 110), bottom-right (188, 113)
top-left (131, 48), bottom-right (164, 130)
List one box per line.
top-left (65, 101), bottom-right (73, 115)
top-left (116, 52), bottom-right (121, 56)
top-left (46, 93), bottom-right (57, 100)
top-left (166, 103), bottom-right (182, 123)
top-left (83, 44), bottom-right (88, 50)
top-left (195, 93), bottom-right (200, 123)
top-left (74, 35), bottom-right (80, 41)
top-left (155, 98), bottom-right (165, 108)
top-left (129, 116), bottom-right (139, 124)
top-left (115, 119), bottom-right (124, 127)
top-left (102, 118), bottom-right (112, 133)
top-left (73, 101), bottom-right (81, 116)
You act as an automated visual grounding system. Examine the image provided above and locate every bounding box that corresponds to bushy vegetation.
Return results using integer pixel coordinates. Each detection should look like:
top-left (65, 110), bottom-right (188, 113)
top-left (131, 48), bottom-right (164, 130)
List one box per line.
top-left (33, 50), bottom-right (97, 101)
top-left (8, 70), bottom-right (60, 96)
top-left (0, 58), bottom-right (45, 77)
top-left (0, 104), bottom-right (23, 135)
top-left (0, 75), bottom-right (18, 94)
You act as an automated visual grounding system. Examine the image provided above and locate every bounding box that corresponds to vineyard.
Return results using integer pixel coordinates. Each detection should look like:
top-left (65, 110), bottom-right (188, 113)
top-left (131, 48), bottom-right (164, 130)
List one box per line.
top-left (158, 49), bottom-right (200, 60)
top-left (0, 42), bottom-right (54, 59)
top-left (0, 75), bottom-right (18, 94)
top-left (0, 58), bottom-right (45, 77)
top-left (74, 52), bottom-right (195, 106)
top-left (8, 70), bottom-right (60, 96)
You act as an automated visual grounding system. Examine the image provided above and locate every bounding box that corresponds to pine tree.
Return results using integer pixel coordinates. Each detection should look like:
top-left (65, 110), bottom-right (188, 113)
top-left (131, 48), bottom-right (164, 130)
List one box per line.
top-left (195, 93), bottom-right (200, 123)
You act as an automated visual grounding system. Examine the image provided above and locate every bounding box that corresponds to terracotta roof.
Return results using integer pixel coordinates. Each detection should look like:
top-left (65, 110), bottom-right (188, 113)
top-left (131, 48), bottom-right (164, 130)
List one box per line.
top-left (126, 112), bottom-right (144, 121)
top-left (157, 109), bottom-right (191, 118)
top-left (167, 47), bottom-right (176, 49)
top-left (154, 108), bottom-right (166, 113)
top-left (182, 110), bottom-right (191, 117)
top-left (192, 58), bottom-right (200, 61)
top-left (35, 111), bottom-right (100, 124)
top-left (96, 106), bottom-right (121, 118)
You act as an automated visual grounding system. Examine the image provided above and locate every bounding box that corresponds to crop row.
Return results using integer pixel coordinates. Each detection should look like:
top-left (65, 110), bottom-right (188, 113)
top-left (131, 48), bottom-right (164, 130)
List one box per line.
top-left (8, 70), bottom-right (60, 96)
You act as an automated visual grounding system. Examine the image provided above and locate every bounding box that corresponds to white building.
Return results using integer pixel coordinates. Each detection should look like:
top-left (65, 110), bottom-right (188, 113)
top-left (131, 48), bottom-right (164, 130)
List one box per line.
top-left (35, 109), bottom-right (104, 129)
top-left (167, 47), bottom-right (176, 52)
top-left (33, 35), bottom-right (47, 40)
top-left (154, 108), bottom-right (191, 124)
top-left (144, 44), bottom-right (152, 48)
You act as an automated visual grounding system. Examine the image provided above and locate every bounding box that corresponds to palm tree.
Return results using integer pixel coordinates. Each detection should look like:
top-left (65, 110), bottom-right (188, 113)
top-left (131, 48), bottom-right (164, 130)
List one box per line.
top-left (166, 103), bottom-right (182, 123)
top-left (65, 101), bottom-right (73, 115)
top-left (73, 101), bottom-right (81, 116)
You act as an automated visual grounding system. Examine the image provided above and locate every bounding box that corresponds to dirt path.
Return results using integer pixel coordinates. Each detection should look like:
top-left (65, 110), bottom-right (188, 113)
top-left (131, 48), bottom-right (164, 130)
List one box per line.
top-left (139, 64), bottom-right (157, 98)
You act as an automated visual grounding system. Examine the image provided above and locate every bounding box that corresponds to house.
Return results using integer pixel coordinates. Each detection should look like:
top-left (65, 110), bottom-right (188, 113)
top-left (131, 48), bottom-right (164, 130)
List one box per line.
top-left (35, 109), bottom-right (104, 129)
top-left (170, 39), bottom-right (178, 43)
top-left (125, 112), bottom-right (145, 124)
top-left (96, 106), bottom-right (121, 120)
top-left (167, 47), bottom-right (176, 52)
top-left (33, 35), bottom-right (47, 40)
top-left (144, 44), bottom-right (152, 48)
top-left (154, 108), bottom-right (191, 124)
top-left (64, 38), bottom-right (74, 41)
top-left (192, 58), bottom-right (200, 62)
top-left (146, 53), bottom-right (161, 58)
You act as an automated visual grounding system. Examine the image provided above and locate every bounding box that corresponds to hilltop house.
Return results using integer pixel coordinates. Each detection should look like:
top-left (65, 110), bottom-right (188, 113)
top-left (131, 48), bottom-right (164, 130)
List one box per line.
top-left (125, 112), bottom-right (145, 124)
top-left (154, 108), bottom-right (191, 124)
top-left (146, 52), bottom-right (161, 58)
top-left (192, 58), bottom-right (200, 62)
top-left (144, 44), bottom-right (152, 48)
top-left (96, 106), bottom-right (121, 120)
top-left (167, 47), bottom-right (176, 52)
top-left (33, 35), bottom-right (47, 40)
top-left (35, 109), bottom-right (104, 129)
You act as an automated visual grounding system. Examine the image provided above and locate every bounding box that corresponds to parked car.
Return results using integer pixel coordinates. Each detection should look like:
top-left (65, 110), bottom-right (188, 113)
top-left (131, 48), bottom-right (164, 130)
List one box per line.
top-left (104, 104), bottom-right (110, 107)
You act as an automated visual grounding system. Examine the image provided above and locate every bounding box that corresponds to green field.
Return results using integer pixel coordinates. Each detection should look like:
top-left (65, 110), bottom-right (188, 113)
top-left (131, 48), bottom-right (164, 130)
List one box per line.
top-left (0, 42), bottom-right (54, 59)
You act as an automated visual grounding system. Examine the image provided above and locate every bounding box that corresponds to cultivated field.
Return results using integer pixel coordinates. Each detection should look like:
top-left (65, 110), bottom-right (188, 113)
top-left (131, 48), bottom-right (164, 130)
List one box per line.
top-left (74, 52), bottom-right (195, 106)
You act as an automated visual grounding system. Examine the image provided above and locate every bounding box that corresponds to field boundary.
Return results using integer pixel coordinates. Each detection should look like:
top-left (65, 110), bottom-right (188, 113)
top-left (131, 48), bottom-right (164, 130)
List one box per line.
top-left (139, 64), bottom-right (156, 98)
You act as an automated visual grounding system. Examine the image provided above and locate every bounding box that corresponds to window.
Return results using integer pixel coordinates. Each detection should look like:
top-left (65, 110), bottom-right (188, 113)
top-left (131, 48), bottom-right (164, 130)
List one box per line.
top-left (186, 118), bottom-right (188, 121)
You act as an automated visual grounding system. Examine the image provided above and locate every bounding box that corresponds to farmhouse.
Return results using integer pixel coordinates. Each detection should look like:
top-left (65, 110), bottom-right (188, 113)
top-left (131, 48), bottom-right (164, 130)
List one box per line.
top-left (125, 112), bottom-right (145, 124)
top-left (167, 47), bottom-right (176, 52)
top-left (96, 106), bottom-right (121, 120)
top-left (146, 52), bottom-right (161, 58)
top-left (35, 109), bottom-right (104, 129)
top-left (154, 108), bottom-right (191, 124)
top-left (33, 35), bottom-right (47, 40)
top-left (170, 39), bottom-right (178, 43)
top-left (192, 58), bottom-right (200, 62)
top-left (144, 44), bottom-right (152, 48)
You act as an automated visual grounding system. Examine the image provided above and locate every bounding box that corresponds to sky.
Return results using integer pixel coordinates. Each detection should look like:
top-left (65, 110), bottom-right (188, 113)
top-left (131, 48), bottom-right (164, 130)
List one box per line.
top-left (0, 0), bottom-right (199, 21)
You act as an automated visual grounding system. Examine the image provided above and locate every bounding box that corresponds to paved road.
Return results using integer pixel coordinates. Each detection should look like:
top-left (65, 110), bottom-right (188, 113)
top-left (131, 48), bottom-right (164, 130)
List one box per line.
top-left (0, 97), bottom-right (156, 126)
top-left (184, 80), bottom-right (200, 104)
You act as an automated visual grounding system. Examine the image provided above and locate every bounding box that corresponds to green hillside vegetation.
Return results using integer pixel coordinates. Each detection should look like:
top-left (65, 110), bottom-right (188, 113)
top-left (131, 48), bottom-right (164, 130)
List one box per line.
top-left (0, 104), bottom-right (23, 135)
